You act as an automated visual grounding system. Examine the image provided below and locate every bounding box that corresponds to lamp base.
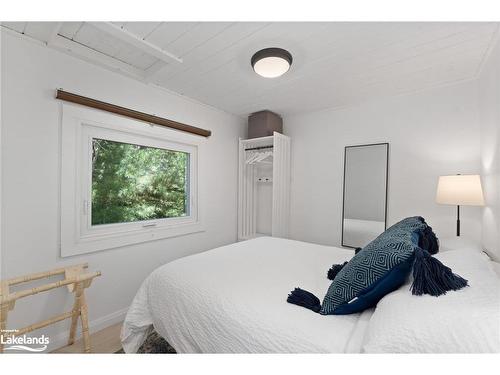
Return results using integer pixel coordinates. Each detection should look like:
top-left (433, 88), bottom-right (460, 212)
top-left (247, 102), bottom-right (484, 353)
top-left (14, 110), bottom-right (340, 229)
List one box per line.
top-left (456, 205), bottom-right (460, 237)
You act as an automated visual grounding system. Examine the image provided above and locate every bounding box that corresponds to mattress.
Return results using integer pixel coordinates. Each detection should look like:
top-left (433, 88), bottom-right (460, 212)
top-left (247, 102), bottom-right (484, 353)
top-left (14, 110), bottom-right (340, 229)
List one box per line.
top-left (121, 237), bottom-right (368, 353)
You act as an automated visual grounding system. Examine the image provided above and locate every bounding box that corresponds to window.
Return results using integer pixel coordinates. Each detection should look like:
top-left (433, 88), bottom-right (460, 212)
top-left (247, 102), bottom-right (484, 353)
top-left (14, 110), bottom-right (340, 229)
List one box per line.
top-left (91, 138), bottom-right (190, 226)
top-left (61, 105), bottom-right (203, 257)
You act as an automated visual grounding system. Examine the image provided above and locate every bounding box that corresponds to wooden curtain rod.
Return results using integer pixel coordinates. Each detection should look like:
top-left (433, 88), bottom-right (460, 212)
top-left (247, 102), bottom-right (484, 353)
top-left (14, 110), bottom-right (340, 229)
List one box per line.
top-left (55, 89), bottom-right (212, 137)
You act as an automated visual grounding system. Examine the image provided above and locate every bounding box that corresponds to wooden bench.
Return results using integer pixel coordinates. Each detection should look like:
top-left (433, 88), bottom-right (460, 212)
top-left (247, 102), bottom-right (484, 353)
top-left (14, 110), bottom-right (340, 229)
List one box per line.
top-left (0, 263), bottom-right (101, 353)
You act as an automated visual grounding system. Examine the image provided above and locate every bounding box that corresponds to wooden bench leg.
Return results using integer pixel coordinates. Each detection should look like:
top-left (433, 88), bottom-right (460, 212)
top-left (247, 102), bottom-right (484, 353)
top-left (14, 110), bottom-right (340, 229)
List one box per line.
top-left (80, 292), bottom-right (91, 353)
top-left (68, 284), bottom-right (82, 346)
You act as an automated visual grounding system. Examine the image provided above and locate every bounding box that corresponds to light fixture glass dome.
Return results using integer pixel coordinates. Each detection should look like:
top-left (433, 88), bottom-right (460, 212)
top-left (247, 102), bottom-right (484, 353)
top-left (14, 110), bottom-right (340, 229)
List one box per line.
top-left (251, 48), bottom-right (292, 78)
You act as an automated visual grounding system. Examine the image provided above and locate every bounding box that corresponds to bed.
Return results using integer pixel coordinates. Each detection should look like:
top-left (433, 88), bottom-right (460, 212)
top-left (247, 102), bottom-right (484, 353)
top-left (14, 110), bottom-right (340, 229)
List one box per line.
top-left (121, 236), bottom-right (500, 353)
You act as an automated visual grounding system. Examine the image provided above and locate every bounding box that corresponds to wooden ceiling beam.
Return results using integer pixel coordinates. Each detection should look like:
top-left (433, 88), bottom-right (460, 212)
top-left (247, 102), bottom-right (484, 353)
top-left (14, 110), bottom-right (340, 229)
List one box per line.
top-left (89, 22), bottom-right (183, 65)
top-left (50, 35), bottom-right (147, 80)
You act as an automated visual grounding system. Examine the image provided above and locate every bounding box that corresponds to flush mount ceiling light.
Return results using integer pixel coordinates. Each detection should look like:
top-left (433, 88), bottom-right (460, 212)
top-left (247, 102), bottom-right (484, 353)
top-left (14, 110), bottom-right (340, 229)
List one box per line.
top-left (251, 48), bottom-right (293, 78)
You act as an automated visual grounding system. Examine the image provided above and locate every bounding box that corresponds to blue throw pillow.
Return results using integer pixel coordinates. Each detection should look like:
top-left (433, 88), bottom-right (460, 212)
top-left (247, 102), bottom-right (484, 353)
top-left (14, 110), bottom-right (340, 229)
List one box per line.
top-left (320, 216), bottom-right (428, 315)
top-left (287, 217), bottom-right (465, 314)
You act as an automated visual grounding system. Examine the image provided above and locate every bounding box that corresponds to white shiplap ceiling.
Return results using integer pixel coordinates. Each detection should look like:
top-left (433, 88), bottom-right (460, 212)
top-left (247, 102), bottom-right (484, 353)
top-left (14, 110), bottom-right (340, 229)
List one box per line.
top-left (2, 22), bottom-right (499, 116)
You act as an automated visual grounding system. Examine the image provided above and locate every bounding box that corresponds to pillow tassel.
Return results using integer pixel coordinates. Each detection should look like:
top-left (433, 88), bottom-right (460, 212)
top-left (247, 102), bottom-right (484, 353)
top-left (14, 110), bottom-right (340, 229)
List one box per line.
top-left (287, 288), bottom-right (321, 313)
top-left (418, 226), bottom-right (439, 255)
top-left (411, 247), bottom-right (468, 297)
top-left (327, 262), bottom-right (348, 280)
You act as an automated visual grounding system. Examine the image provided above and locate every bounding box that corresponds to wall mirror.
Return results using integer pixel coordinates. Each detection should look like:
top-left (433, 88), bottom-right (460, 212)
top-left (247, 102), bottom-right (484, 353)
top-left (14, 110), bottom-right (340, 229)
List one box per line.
top-left (342, 143), bottom-right (389, 248)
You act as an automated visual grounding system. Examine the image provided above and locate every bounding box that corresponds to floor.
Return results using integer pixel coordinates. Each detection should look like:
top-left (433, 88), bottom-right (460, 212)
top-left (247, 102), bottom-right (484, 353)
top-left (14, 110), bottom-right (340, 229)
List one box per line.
top-left (52, 322), bottom-right (123, 354)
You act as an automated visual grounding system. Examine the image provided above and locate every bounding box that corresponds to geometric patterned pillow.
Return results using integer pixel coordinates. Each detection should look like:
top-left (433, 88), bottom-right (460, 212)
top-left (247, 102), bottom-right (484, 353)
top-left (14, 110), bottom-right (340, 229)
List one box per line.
top-left (320, 217), bottom-right (428, 315)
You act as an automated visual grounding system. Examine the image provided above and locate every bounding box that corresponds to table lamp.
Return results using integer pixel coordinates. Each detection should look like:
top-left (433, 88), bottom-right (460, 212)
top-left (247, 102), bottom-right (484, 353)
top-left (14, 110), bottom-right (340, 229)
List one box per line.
top-left (436, 174), bottom-right (485, 236)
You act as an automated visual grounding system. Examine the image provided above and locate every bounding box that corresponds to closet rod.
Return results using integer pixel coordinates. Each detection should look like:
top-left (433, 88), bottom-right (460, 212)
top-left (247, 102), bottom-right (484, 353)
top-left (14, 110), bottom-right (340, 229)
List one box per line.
top-left (244, 145), bottom-right (274, 151)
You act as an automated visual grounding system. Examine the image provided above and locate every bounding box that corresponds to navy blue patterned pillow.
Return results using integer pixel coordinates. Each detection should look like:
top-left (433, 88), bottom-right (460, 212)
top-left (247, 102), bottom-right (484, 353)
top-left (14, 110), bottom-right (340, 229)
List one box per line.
top-left (389, 216), bottom-right (439, 254)
top-left (320, 216), bottom-right (427, 315)
top-left (287, 217), bottom-right (466, 314)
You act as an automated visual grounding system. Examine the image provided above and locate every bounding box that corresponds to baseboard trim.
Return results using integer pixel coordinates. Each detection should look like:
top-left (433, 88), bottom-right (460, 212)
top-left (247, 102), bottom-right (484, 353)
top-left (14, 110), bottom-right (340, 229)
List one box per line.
top-left (48, 307), bottom-right (128, 352)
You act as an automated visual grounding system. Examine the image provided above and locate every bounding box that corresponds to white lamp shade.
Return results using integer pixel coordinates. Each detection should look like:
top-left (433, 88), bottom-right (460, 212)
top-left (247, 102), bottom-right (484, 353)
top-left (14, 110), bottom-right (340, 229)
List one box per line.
top-left (436, 175), bottom-right (485, 206)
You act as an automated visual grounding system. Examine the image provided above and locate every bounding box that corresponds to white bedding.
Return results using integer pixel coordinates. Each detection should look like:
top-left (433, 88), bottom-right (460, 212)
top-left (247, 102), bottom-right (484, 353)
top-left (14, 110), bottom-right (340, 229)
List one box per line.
top-left (122, 236), bottom-right (500, 353)
top-left (121, 237), bottom-right (367, 353)
top-left (362, 250), bottom-right (500, 353)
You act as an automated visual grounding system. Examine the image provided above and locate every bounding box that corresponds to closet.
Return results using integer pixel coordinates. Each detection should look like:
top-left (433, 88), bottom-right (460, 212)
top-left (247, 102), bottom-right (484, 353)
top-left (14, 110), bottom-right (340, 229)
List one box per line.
top-left (238, 132), bottom-right (291, 241)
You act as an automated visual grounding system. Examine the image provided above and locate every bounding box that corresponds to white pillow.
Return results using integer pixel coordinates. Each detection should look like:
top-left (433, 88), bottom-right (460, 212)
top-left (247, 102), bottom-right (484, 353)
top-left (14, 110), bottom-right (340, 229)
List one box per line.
top-left (439, 236), bottom-right (483, 253)
top-left (362, 249), bottom-right (500, 353)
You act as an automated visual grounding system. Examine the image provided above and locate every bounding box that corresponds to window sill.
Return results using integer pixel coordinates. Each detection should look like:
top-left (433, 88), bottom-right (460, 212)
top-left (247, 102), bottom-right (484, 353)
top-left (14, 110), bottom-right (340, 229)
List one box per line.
top-left (61, 221), bottom-right (205, 257)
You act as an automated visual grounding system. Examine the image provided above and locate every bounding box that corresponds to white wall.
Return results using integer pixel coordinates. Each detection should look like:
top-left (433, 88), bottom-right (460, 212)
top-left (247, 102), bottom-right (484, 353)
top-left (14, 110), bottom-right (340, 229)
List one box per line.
top-left (478, 36), bottom-right (500, 261)
top-left (285, 81), bottom-right (482, 247)
top-left (0, 32), bottom-right (246, 350)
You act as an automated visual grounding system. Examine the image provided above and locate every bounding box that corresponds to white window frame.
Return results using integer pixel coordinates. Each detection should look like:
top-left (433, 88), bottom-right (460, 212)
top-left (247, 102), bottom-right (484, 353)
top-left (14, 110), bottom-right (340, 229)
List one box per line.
top-left (61, 104), bottom-right (204, 257)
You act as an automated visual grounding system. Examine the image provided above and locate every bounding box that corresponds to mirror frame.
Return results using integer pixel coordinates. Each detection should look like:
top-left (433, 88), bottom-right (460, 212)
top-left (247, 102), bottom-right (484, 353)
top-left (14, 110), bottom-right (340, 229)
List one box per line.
top-left (341, 142), bottom-right (389, 249)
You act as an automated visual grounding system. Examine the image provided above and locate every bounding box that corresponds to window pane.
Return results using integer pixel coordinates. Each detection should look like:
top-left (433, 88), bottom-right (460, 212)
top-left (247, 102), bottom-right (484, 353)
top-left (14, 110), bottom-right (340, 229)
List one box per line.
top-left (91, 138), bottom-right (189, 226)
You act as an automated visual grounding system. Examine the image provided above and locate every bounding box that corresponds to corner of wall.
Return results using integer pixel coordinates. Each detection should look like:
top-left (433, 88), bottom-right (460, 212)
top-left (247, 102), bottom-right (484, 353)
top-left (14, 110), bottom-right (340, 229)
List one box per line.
top-left (478, 33), bottom-right (500, 260)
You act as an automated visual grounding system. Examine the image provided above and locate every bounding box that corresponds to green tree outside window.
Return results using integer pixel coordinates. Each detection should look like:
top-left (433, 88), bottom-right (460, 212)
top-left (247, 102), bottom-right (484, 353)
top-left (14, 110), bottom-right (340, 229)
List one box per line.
top-left (91, 138), bottom-right (189, 226)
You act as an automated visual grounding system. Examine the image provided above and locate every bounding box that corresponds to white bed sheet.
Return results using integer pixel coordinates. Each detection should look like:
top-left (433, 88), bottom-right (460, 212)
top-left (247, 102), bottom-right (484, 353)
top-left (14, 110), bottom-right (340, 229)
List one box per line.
top-left (121, 237), bottom-right (369, 353)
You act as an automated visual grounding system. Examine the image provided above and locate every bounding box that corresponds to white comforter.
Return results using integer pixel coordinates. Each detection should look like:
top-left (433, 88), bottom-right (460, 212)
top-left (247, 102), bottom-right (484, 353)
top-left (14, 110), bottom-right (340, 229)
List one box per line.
top-left (121, 237), bottom-right (370, 353)
top-left (363, 249), bottom-right (500, 353)
top-left (121, 236), bottom-right (500, 353)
